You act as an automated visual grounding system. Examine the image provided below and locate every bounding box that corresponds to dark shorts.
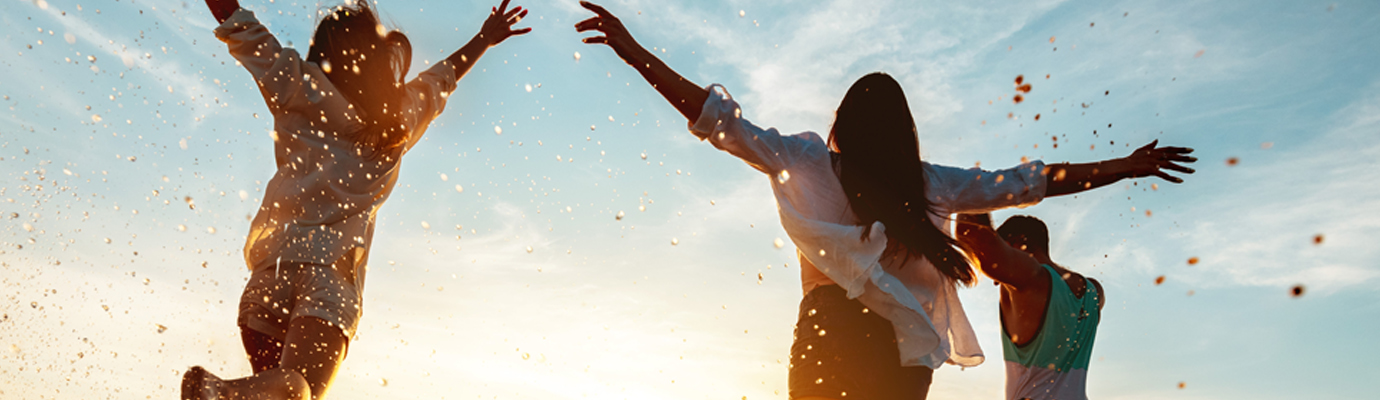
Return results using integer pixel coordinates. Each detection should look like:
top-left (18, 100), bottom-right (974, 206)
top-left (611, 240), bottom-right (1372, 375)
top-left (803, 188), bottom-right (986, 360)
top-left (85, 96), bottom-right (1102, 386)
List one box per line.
top-left (238, 262), bottom-right (361, 341)
top-left (789, 285), bottom-right (934, 400)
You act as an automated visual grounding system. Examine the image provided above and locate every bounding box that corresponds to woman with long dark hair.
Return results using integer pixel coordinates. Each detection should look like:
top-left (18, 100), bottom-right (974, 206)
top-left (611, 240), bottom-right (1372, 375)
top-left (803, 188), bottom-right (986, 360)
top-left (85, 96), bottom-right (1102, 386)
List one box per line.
top-left (181, 1), bottom-right (530, 399)
top-left (575, 2), bottom-right (1194, 399)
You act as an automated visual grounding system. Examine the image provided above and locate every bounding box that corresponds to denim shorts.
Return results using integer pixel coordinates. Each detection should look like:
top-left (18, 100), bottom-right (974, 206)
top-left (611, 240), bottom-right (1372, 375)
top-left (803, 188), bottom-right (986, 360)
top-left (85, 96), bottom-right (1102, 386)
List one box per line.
top-left (237, 261), bottom-right (362, 341)
top-left (788, 284), bottom-right (934, 400)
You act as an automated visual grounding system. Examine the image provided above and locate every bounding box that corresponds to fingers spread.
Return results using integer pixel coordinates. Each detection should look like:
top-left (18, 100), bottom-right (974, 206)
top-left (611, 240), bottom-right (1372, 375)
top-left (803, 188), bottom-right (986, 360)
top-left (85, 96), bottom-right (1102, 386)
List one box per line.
top-left (574, 17), bottom-right (604, 32)
top-left (510, 27), bottom-right (533, 35)
top-left (580, 1), bottom-right (614, 18)
top-left (1161, 163), bottom-right (1194, 174)
top-left (507, 10), bottom-right (528, 24)
top-left (1153, 171), bottom-right (1184, 184)
top-left (505, 6), bottom-right (524, 20)
top-left (498, 0), bottom-right (512, 14)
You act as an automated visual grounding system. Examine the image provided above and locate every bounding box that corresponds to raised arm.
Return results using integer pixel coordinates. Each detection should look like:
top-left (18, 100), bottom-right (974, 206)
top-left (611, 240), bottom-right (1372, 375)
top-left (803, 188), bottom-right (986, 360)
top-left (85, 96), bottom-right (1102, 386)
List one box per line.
top-left (954, 213), bottom-right (1047, 290)
top-left (441, 0), bottom-right (531, 82)
top-left (575, 1), bottom-right (709, 122)
top-left (1045, 140), bottom-right (1196, 197)
top-left (204, 0), bottom-right (240, 24)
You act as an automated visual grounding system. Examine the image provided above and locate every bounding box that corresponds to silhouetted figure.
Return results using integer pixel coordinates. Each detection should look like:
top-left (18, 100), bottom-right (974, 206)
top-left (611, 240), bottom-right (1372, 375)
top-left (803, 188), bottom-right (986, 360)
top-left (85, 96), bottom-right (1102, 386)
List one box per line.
top-left (575, 2), bottom-right (1192, 399)
top-left (181, 1), bottom-right (529, 399)
top-left (957, 214), bottom-right (1104, 400)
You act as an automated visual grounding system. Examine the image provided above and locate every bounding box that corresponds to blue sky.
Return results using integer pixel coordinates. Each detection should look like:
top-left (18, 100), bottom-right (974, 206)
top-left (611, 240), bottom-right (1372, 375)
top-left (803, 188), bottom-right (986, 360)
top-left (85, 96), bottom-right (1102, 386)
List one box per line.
top-left (1, 0), bottom-right (1377, 399)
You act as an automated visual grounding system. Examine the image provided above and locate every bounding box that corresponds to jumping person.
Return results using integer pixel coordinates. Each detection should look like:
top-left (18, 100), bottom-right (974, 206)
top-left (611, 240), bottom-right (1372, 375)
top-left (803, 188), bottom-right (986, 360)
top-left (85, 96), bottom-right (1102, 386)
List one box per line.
top-left (181, 1), bottom-right (530, 399)
top-left (573, 2), bottom-right (1193, 399)
top-left (956, 214), bottom-right (1103, 400)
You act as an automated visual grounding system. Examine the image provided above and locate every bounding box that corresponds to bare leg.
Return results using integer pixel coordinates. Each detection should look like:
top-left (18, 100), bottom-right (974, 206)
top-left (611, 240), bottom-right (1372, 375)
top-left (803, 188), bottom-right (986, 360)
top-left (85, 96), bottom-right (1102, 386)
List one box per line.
top-left (241, 326), bottom-right (284, 373)
top-left (275, 316), bottom-right (348, 399)
top-left (188, 317), bottom-right (347, 400)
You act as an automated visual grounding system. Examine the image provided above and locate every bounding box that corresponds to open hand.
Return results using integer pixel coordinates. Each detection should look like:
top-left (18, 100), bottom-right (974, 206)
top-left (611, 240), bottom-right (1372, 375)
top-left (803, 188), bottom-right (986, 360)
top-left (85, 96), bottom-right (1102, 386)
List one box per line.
top-left (575, 1), bottom-right (639, 60)
top-left (1124, 140), bottom-right (1196, 183)
top-left (480, 0), bottom-right (531, 46)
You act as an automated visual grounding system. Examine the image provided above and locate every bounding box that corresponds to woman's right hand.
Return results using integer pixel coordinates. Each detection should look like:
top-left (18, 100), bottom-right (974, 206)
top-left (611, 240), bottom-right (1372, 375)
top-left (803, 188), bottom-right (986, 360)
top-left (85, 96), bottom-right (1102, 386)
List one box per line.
top-left (479, 0), bottom-right (531, 47)
top-left (575, 1), bottom-right (642, 62)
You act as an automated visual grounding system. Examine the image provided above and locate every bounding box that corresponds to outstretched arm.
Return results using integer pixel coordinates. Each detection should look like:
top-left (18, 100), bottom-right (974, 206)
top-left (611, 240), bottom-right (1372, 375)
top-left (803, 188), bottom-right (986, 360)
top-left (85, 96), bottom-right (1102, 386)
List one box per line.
top-left (205, 0), bottom-right (240, 24)
top-left (954, 213), bottom-right (1046, 290)
top-left (442, 0), bottom-right (531, 81)
top-left (575, 1), bottom-right (709, 122)
top-left (1045, 140), bottom-right (1196, 197)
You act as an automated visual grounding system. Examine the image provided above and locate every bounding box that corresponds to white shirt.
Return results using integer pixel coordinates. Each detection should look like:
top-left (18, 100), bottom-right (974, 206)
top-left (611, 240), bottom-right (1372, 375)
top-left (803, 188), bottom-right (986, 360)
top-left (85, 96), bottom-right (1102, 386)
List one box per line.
top-left (688, 85), bottom-right (1047, 369)
top-left (215, 9), bottom-right (458, 287)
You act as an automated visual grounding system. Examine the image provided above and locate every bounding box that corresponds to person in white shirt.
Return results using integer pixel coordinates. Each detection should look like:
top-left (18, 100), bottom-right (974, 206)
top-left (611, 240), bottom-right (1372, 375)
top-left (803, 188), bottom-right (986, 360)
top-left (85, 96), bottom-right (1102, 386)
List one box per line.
top-left (573, 2), bottom-right (1195, 399)
top-left (181, 1), bottom-right (530, 399)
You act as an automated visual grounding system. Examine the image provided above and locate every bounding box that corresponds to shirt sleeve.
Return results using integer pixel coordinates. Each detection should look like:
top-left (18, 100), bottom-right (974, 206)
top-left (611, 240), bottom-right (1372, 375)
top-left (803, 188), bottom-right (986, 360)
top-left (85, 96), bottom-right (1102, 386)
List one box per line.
top-left (213, 8), bottom-right (302, 111)
top-left (399, 63), bottom-right (460, 152)
top-left (924, 161), bottom-right (1048, 213)
top-left (687, 84), bottom-right (818, 175)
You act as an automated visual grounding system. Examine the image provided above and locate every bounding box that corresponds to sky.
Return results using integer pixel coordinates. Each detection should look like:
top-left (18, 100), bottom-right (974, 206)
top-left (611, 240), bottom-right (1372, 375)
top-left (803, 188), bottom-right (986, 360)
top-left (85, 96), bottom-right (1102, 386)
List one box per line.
top-left (1, 0), bottom-right (1378, 399)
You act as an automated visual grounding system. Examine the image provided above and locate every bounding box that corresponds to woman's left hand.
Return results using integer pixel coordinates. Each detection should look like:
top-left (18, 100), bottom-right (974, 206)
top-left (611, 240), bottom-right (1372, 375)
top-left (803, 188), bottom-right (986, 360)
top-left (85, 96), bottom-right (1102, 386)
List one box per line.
top-left (480, 0), bottom-right (531, 46)
top-left (574, 1), bottom-right (641, 62)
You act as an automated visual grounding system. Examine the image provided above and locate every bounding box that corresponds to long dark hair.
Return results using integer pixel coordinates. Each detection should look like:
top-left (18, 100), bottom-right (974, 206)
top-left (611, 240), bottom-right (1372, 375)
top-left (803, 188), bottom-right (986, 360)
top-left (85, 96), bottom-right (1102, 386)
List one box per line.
top-left (828, 72), bottom-right (976, 285)
top-left (306, 1), bottom-right (413, 158)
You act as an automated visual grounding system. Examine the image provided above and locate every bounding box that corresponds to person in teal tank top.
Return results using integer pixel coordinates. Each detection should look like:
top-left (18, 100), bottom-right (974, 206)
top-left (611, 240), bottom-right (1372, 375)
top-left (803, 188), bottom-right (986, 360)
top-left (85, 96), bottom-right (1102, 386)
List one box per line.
top-left (956, 214), bottom-right (1105, 400)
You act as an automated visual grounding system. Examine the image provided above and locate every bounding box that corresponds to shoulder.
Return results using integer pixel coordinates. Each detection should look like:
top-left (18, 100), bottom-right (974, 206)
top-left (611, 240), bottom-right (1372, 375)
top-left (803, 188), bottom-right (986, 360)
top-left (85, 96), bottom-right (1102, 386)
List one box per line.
top-left (1088, 277), bottom-right (1106, 308)
top-left (790, 131), bottom-right (828, 148)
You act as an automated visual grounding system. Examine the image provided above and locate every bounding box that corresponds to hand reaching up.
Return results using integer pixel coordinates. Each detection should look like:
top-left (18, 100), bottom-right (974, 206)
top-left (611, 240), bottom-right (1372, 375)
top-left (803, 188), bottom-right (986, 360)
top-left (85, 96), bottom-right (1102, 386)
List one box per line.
top-left (480, 0), bottom-right (531, 47)
top-left (575, 1), bottom-right (640, 61)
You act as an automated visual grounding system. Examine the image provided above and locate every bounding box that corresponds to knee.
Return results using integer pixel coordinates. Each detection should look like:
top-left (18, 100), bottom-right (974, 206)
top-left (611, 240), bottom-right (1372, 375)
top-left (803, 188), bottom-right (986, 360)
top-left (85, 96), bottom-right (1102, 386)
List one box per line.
top-left (283, 369), bottom-right (312, 400)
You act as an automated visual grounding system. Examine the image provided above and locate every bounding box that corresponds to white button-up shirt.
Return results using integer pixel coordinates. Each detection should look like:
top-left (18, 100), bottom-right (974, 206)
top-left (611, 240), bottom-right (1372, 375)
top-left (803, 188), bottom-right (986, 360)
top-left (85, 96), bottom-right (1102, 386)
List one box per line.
top-left (689, 85), bottom-right (1047, 369)
top-left (215, 9), bottom-right (458, 289)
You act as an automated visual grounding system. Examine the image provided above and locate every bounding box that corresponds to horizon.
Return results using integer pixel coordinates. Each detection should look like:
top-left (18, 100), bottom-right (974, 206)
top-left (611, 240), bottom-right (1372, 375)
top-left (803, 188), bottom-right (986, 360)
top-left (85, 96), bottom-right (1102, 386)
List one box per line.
top-left (2, 0), bottom-right (1378, 399)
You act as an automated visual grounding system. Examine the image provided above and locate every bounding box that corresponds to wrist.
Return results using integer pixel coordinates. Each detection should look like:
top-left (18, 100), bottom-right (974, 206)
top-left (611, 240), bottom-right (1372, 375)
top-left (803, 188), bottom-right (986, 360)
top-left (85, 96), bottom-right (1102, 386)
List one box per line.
top-left (475, 31), bottom-right (497, 48)
top-left (1107, 157), bottom-right (1137, 180)
top-left (616, 39), bottom-right (649, 65)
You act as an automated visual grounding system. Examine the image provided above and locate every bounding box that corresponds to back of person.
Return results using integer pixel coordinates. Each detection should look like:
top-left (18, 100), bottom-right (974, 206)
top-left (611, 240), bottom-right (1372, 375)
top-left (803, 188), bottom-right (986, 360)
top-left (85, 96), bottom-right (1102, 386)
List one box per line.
top-left (954, 214), bottom-right (1106, 400)
top-left (1001, 264), bottom-right (1101, 400)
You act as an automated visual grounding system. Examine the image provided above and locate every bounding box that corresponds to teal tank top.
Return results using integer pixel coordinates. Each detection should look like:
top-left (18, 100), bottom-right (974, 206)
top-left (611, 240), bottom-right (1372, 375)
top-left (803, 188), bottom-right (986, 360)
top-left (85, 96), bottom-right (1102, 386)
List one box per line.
top-left (1001, 264), bottom-right (1101, 400)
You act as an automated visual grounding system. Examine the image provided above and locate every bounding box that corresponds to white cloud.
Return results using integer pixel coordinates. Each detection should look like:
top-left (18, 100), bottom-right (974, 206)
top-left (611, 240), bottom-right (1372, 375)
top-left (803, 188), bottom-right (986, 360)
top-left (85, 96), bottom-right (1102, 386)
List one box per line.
top-left (1076, 81), bottom-right (1380, 293)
